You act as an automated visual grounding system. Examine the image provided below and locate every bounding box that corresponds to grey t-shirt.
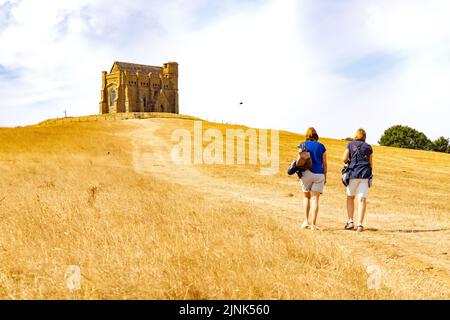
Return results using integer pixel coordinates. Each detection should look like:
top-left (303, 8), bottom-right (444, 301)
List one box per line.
top-left (347, 140), bottom-right (373, 179)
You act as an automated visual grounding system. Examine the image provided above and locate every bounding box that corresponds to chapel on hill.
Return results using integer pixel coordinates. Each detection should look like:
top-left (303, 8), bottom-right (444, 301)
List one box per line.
top-left (99, 61), bottom-right (179, 114)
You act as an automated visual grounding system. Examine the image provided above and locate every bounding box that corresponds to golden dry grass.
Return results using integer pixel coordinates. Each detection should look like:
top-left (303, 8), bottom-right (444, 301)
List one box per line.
top-left (0, 116), bottom-right (448, 299)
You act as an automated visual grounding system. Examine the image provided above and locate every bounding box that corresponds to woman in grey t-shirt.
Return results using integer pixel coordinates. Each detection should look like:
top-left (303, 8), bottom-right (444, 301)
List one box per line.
top-left (342, 128), bottom-right (373, 232)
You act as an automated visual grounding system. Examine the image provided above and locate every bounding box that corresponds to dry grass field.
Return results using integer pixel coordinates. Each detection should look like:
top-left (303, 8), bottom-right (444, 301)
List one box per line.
top-left (0, 115), bottom-right (448, 299)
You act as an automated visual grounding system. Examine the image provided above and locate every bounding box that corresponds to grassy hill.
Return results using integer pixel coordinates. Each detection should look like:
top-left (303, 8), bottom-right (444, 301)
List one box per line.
top-left (0, 114), bottom-right (448, 299)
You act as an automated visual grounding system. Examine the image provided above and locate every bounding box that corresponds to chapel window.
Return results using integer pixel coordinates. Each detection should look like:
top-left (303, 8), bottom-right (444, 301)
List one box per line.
top-left (110, 89), bottom-right (116, 106)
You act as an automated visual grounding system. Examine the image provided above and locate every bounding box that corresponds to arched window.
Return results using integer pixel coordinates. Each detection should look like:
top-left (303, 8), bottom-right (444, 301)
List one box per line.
top-left (109, 89), bottom-right (116, 106)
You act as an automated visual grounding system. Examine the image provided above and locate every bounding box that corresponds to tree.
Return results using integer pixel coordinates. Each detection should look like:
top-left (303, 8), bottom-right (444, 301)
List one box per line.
top-left (379, 125), bottom-right (432, 150)
top-left (431, 136), bottom-right (450, 153)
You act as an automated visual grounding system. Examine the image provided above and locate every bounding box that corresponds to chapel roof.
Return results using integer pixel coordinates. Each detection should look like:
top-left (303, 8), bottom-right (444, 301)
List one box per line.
top-left (112, 61), bottom-right (163, 75)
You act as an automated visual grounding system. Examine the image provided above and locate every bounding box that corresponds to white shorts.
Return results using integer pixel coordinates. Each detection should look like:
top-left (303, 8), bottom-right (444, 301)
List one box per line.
top-left (300, 170), bottom-right (325, 194)
top-left (347, 179), bottom-right (369, 198)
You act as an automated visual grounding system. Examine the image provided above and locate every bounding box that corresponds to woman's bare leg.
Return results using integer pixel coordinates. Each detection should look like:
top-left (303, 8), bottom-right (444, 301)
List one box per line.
top-left (357, 197), bottom-right (367, 226)
top-left (311, 192), bottom-right (321, 226)
top-left (347, 196), bottom-right (355, 221)
top-left (303, 192), bottom-right (311, 224)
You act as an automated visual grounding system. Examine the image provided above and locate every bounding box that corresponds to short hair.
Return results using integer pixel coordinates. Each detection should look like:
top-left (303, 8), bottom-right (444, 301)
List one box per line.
top-left (305, 127), bottom-right (319, 141)
top-left (354, 128), bottom-right (367, 142)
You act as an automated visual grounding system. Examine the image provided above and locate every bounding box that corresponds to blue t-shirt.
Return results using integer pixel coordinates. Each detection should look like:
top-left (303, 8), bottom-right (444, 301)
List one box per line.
top-left (298, 141), bottom-right (326, 174)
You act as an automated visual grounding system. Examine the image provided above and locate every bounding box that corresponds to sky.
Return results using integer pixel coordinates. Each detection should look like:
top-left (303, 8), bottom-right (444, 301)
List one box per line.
top-left (1, 0), bottom-right (449, 143)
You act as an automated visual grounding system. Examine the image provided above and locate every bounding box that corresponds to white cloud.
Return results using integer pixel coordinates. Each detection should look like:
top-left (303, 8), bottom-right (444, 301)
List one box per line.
top-left (177, 0), bottom-right (304, 124)
top-left (0, 0), bottom-right (449, 144)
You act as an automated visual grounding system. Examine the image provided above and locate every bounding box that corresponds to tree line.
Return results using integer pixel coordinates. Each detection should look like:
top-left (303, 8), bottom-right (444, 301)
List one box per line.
top-left (379, 125), bottom-right (449, 153)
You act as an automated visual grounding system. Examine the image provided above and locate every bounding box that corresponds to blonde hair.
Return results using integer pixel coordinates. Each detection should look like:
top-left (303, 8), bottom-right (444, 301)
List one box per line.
top-left (354, 128), bottom-right (367, 142)
top-left (305, 127), bottom-right (319, 141)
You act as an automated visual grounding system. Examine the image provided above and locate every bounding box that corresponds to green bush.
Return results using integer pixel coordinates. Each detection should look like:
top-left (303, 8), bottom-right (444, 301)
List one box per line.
top-left (379, 125), bottom-right (449, 153)
top-left (379, 125), bottom-right (431, 150)
top-left (431, 136), bottom-right (450, 153)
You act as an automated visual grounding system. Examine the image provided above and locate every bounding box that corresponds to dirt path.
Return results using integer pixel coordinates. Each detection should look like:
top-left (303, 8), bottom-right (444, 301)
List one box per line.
top-left (127, 119), bottom-right (450, 299)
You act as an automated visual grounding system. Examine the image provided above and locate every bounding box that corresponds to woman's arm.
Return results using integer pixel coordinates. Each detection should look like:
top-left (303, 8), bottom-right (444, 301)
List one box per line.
top-left (295, 148), bottom-right (302, 167)
top-left (342, 148), bottom-right (350, 163)
top-left (323, 151), bottom-right (328, 184)
top-left (369, 154), bottom-right (373, 168)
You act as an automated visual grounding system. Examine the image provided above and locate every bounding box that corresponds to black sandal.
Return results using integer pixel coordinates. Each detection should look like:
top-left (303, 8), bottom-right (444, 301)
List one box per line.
top-left (345, 221), bottom-right (354, 230)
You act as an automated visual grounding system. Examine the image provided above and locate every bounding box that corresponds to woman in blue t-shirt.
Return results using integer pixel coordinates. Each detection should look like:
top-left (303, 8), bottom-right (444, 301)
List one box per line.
top-left (342, 128), bottom-right (373, 232)
top-left (297, 127), bottom-right (327, 231)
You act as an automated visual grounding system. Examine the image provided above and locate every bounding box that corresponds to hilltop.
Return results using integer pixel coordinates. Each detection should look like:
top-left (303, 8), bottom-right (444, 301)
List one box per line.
top-left (0, 114), bottom-right (448, 299)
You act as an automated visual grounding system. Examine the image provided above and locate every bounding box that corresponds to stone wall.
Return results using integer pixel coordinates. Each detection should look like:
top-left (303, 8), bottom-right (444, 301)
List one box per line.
top-left (37, 112), bottom-right (199, 127)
